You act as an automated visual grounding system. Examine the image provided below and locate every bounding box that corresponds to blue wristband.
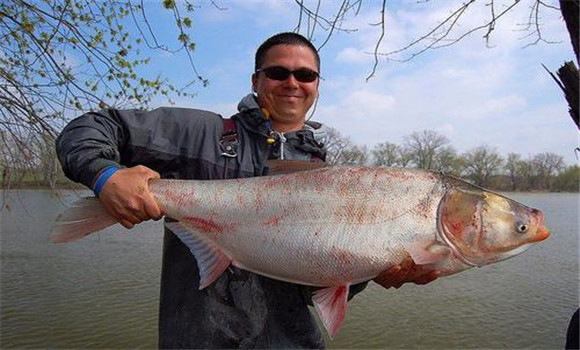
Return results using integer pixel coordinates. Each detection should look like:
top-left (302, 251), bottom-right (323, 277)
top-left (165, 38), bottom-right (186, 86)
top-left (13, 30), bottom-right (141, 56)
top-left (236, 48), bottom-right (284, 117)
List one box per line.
top-left (93, 166), bottom-right (120, 197)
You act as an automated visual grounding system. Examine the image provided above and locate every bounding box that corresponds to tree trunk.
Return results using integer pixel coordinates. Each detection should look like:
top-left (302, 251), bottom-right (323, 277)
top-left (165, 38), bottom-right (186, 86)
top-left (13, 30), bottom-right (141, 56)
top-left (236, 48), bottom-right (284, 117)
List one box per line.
top-left (560, 0), bottom-right (579, 64)
top-left (556, 62), bottom-right (579, 129)
top-left (555, 0), bottom-right (579, 130)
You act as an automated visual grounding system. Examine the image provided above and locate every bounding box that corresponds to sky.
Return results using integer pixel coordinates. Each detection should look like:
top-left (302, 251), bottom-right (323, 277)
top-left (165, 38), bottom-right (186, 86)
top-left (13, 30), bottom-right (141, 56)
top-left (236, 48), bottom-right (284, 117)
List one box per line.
top-left (140, 0), bottom-right (579, 165)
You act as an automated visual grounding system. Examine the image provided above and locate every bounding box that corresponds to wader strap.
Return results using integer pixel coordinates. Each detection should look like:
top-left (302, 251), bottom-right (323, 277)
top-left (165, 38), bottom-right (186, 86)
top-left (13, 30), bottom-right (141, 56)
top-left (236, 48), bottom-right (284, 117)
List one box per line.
top-left (219, 118), bottom-right (238, 158)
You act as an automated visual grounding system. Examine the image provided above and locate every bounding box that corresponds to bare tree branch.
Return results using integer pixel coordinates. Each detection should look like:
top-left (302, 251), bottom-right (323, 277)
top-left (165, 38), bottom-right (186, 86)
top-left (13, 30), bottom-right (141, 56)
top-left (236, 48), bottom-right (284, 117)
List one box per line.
top-left (366, 0), bottom-right (386, 81)
top-left (293, 0), bottom-right (561, 78)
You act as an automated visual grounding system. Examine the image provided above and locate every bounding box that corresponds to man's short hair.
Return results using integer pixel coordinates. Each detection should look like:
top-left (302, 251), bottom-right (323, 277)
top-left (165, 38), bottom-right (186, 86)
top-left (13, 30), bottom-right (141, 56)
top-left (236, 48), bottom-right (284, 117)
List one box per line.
top-left (255, 32), bottom-right (320, 71)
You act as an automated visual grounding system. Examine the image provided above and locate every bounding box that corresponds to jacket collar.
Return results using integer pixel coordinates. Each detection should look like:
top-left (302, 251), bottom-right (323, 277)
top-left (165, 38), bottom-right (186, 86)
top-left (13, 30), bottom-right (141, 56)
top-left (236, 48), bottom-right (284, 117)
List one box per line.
top-left (235, 94), bottom-right (273, 138)
top-left (235, 94), bottom-right (326, 139)
top-left (234, 94), bottom-right (327, 161)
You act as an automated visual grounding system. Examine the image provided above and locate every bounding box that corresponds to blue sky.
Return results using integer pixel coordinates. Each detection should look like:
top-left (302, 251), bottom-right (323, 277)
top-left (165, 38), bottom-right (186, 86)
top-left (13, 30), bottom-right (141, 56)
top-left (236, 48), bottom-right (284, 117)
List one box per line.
top-left (142, 0), bottom-right (578, 165)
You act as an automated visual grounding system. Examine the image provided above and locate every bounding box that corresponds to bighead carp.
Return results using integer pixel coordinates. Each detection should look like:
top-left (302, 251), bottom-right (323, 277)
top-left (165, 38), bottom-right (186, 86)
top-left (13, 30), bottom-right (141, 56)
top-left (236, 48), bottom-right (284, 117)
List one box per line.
top-left (52, 163), bottom-right (550, 338)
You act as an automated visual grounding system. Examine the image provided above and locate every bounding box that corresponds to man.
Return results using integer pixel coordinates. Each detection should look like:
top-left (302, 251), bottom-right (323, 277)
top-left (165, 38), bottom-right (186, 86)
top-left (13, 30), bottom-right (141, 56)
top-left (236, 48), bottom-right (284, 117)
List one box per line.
top-left (56, 32), bottom-right (439, 348)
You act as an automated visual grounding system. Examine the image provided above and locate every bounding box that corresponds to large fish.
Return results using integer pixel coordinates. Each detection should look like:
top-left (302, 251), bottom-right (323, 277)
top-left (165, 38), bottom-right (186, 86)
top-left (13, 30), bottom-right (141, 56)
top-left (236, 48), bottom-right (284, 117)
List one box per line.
top-left (52, 163), bottom-right (550, 337)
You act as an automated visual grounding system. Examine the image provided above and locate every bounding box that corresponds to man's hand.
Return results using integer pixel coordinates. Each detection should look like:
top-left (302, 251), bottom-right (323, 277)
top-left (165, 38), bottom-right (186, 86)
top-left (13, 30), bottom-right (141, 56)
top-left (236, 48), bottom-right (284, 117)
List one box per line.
top-left (374, 256), bottom-right (441, 289)
top-left (98, 165), bottom-right (164, 229)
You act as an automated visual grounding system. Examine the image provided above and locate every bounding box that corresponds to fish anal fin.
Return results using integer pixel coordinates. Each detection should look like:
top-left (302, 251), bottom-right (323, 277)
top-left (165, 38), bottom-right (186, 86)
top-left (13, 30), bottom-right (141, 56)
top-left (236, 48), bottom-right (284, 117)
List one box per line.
top-left (312, 284), bottom-right (350, 339)
top-left (405, 241), bottom-right (452, 265)
top-left (165, 222), bottom-right (232, 289)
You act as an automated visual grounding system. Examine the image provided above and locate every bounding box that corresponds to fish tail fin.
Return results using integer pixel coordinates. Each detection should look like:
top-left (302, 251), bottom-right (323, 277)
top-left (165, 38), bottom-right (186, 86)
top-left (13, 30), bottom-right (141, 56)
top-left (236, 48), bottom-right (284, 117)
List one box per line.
top-left (51, 197), bottom-right (118, 243)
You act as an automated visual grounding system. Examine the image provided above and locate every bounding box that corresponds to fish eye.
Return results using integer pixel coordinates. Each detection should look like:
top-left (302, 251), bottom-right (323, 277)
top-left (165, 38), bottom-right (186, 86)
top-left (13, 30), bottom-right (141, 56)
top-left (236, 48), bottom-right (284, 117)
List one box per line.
top-left (516, 223), bottom-right (529, 233)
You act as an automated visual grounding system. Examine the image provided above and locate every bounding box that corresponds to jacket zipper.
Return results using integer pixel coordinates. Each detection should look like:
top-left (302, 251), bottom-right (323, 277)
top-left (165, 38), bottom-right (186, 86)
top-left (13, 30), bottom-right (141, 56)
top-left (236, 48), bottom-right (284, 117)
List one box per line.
top-left (275, 131), bottom-right (287, 160)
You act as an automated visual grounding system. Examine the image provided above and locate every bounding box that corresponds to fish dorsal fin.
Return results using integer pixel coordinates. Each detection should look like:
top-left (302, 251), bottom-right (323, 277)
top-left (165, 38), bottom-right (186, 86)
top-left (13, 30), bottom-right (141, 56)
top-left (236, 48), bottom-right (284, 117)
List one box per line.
top-left (312, 284), bottom-right (350, 339)
top-left (165, 222), bottom-right (232, 289)
top-left (266, 159), bottom-right (327, 176)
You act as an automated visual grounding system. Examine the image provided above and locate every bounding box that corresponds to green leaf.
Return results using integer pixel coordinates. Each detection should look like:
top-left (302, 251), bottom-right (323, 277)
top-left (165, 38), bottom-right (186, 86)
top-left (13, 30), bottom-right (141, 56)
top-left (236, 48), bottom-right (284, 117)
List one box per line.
top-left (163, 0), bottom-right (176, 9)
top-left (22, 21), bottom-right (35, 33)
top-left (178, 33), bottom-right (189, 44)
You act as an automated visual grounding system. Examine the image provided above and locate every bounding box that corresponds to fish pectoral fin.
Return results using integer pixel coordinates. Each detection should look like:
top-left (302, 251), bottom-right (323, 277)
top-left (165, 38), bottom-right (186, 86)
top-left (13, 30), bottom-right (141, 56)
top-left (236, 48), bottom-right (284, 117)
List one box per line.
top-left (165, 222), bottom-right (231, 289)
top-left (405, 241), bottom-right (452, 265)
top-left (312, 284), bottom-right (350, 339)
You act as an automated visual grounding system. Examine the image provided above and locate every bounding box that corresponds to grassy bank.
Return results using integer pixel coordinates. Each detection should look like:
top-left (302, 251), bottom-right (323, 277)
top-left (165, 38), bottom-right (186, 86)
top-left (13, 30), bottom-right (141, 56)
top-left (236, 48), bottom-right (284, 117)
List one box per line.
top-left (1, 171), bottom-right (85, 190)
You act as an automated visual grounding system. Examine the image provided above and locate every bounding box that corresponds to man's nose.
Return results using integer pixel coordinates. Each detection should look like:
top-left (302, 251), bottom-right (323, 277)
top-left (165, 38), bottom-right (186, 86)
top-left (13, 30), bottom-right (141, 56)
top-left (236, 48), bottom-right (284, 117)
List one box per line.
top-left (282, 74), bottom-right (300, 88)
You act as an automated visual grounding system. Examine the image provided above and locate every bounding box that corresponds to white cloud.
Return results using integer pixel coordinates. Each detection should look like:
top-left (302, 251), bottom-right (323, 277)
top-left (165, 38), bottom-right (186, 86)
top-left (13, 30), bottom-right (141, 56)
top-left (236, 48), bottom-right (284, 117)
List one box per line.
top-left (317, 89), bottom-right (397, 145)
top-left (336, 47), bottom-right (372, 64)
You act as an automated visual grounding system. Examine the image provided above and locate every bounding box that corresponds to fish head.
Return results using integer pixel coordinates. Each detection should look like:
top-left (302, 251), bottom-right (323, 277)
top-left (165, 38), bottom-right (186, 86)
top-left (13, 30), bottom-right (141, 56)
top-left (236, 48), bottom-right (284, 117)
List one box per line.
top-left (437, 187), bottom-right (550, 267)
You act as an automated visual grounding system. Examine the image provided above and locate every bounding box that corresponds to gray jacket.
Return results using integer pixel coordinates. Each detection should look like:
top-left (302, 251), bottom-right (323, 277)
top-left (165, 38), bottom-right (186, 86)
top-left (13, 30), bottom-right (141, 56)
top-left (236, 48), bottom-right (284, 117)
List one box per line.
top-left (56, 94), bottom-right (366, 349)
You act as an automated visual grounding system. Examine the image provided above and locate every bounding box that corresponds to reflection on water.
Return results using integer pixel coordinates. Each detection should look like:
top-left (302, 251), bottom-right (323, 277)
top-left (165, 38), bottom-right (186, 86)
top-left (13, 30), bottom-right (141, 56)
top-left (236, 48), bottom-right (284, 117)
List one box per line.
top-left (1, 190), bottom-right (578, 349)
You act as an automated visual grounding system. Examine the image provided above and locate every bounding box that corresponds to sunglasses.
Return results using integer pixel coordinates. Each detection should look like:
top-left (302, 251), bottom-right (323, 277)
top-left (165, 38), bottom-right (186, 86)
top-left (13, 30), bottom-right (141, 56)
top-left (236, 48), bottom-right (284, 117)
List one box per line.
top-left (255, 66), bottom-right (320, 83)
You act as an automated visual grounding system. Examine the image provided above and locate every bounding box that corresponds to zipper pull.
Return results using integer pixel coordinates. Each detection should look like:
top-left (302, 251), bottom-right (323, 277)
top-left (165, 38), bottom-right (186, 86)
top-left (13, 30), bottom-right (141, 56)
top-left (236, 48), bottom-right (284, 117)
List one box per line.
top-left (276, 131), bottom-right (287, 160)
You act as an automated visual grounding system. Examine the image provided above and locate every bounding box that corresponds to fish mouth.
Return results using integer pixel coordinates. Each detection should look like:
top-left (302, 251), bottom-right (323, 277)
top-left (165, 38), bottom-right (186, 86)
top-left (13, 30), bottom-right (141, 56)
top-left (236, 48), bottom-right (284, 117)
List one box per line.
top-left (532, 226), bottom-right (550, 242)
top-left (531, 209), bottom-right (550, 242)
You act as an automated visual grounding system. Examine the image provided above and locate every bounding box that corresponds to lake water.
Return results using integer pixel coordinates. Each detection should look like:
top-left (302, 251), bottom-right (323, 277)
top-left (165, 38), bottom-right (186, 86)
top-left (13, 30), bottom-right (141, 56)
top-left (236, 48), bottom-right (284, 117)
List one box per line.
top-left (1, 190), bottom-right (578, 349)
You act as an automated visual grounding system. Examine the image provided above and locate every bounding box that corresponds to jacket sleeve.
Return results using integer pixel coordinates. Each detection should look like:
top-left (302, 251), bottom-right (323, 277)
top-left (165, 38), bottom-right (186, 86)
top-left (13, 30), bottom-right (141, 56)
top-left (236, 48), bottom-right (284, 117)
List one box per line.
top-left (56, 109), bottom-right (128, 189)
top-left (56, 107), bottom-right (225, 189)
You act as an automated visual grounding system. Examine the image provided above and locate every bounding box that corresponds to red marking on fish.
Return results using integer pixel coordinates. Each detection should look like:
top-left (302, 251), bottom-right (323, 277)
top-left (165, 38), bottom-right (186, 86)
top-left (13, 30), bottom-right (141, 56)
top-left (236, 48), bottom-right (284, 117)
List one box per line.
top-left (164, 188), bottom-right (191, 207)
top-left (332, 248), bottom-right (355, 267)
top-left (450, 221), bottom-right (463, 232)
top-left (183, 216), bottom-right (224, 234)
top-left (254, 193), bottom-right (265, 214)
top-left (263, 176), bottom-right (291, 189)
top-left (412, 197), bottom-right (433, 218)
top-left (308, 170), bottom-right (332, 193)
top-left (236, 192), bottom-right (244, 206)
top-left (333, 201), bottom-right (378, 225)
top-left (263, 216), bottom-right (281, 227)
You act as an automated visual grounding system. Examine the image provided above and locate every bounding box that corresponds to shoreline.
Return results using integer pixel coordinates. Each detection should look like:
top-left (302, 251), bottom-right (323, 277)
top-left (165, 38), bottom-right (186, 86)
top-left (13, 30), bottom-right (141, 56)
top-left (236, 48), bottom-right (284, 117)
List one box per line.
top-left (1, 184), bottom-right (86, 190)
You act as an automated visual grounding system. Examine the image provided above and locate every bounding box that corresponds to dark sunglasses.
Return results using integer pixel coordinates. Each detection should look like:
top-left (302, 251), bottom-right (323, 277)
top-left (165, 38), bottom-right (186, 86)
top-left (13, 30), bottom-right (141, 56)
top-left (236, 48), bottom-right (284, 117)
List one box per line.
top-left (255, 66), bottom-right (320, 83)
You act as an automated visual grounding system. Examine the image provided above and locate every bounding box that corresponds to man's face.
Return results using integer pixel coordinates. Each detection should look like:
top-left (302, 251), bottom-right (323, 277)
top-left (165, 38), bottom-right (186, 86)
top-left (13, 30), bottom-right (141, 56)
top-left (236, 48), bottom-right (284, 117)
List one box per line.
top-left (252, 44), bottom-right (320, 132)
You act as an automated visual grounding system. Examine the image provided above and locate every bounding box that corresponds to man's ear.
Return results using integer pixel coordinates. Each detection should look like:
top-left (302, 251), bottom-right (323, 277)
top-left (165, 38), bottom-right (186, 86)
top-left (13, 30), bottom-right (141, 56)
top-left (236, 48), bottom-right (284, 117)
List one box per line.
top-left (251, 73), bottom-right (258, 94)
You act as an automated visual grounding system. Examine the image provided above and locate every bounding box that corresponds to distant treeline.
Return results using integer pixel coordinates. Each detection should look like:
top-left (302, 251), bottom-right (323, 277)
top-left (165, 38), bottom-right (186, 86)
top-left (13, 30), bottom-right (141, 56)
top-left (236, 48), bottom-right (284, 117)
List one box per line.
top-left (1, 167), bottom-right (82, 189)
top-left (1, 129), bottom-right (578, 192)
top-left (323, 129), bottom-right (579, 192)
top-left (1, 130), bottom-right (79, 190)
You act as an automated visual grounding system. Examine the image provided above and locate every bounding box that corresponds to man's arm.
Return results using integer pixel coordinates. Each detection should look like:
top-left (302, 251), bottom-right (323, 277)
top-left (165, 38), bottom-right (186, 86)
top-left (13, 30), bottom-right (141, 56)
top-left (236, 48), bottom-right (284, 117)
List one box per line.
top-left (56, 109), bottom-right (163, 228)
top-left (56, 110), bottom-right (125, 188)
